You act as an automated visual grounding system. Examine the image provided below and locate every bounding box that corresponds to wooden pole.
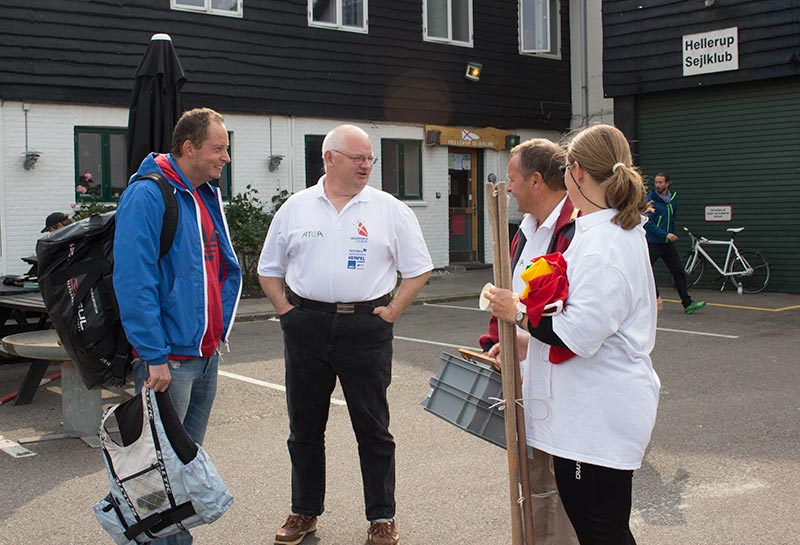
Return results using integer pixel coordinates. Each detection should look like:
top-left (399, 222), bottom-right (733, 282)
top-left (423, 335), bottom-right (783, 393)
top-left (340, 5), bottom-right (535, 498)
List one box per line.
top-left (486, 179), bottom-right (525, 545)
top-left (492, 181), bottom-right (536, 545)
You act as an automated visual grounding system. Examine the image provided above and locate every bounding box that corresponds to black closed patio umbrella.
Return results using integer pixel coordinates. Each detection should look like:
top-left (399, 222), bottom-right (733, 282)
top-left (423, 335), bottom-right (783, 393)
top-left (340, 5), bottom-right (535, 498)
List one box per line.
top-left (126, 33), bottom-right (187, 178)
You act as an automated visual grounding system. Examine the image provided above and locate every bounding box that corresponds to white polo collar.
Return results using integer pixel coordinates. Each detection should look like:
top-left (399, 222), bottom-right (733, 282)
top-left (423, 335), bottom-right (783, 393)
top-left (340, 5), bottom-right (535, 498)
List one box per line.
top-left (313, 175), bottom-right (372, 207)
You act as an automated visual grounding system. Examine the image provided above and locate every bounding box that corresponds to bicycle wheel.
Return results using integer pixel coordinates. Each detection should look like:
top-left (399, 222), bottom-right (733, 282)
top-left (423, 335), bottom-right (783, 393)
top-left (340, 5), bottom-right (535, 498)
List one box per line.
top-left (681, 252), bottom-right (705, 287)
top-left (727, 249), bottom-right (771, 293)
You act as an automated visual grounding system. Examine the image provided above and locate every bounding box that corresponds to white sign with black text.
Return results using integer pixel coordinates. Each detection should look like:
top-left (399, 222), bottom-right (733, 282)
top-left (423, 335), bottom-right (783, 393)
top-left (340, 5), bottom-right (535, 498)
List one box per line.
top-left (705, 205), bottom-right (733, 222)
top-left (683, 27), bottom-right (739, 76)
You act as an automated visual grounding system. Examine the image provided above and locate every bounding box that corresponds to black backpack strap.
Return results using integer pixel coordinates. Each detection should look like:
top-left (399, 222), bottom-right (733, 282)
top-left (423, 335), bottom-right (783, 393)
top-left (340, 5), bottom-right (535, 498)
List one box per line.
top-left (123, 501), bottom-right (197, 541)
top-left (510, 230), bottom-right (527, 266)
top-left (135, 173), bottom-right (179, 258)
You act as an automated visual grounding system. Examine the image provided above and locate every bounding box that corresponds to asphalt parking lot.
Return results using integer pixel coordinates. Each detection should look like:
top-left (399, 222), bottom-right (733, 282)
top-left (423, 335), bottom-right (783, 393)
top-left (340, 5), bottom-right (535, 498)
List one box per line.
top-left (1, 282), bottom-right (799, 545)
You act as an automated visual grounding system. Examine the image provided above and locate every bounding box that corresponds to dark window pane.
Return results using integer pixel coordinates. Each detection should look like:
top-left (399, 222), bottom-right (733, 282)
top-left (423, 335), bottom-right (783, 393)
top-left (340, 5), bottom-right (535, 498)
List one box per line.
top-left (312, 0), bottom-right (336, 23)
top-left (522, 0), bottom-right (549, 51)
top-left (343, 0), bottom-right (363, 26)
top-left (403, 141), bottom-right (421, 197)
top-left (305, 135), bottom-right (325, 188)
top-left (382, 141), bottom-right (399, 196)
top-left (427, 0), bottom-right (447, 38)
top-left (77, 132), bottom-right (103, 196)
top-left (452, 0), bottom-right (470, 42)
top-left (109, 133), bottom-right (128, 198)
top-left (212, 0), bottom-right (238, 11)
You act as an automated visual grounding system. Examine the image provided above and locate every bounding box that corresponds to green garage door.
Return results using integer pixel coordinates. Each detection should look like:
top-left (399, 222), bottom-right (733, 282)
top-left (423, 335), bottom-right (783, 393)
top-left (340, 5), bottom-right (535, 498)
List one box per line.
top-left (637, 77), bottom-right (800, 293)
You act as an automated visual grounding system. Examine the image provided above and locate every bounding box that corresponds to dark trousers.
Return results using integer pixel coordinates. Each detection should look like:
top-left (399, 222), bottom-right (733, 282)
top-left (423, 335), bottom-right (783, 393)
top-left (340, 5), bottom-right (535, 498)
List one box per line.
top-left (554, 457), bottom-right (637, 545)
top-left (648, 241), bottom-right (692, 307)
top-left (279, 305), bottom-right (396, 521)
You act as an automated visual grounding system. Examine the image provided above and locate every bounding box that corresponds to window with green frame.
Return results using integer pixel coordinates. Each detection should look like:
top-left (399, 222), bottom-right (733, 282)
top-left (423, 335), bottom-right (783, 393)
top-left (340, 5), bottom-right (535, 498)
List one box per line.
top-left (75, 127), bottom-right (233, 202)
top-left (381, 139), bottom-right (422, 200)
top-left (209, 131), bottom-right (233, 201)
top-left (75, 127), bottom-right (128, 201)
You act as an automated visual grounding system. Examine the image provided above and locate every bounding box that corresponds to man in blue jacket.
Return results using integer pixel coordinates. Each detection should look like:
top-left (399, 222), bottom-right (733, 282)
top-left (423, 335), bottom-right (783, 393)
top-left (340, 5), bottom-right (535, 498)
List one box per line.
top-left (645, 172), bottom-right (704, 314)
top-left (113, 108), bottom-right (242, 545)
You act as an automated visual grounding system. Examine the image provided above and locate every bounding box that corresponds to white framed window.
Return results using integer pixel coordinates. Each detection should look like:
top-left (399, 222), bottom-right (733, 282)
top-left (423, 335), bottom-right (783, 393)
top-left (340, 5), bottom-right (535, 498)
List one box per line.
top-left (309, 0), bottom-right (368, 33)
top-left (519, 0), bottom-right (560, 57)
top-left (171, 0), bottom-right (243, 18)
top-left (423, 0), bottom-right (473, 47)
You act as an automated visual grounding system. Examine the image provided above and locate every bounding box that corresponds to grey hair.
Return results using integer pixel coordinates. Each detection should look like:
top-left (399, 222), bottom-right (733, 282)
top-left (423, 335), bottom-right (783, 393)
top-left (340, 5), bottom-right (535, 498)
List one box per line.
top-left (321, 124), bottom-right (370, 156)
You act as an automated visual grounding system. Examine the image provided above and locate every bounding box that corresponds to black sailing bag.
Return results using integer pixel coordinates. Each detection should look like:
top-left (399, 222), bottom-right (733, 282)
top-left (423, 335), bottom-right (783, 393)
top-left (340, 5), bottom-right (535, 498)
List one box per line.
top-left (36, 174), bottom-right (178, 388)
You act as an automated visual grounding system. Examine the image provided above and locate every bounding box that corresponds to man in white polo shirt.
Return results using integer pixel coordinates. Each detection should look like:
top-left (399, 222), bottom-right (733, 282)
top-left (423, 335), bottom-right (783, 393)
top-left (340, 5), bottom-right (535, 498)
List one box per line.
top-left (258, 124), bottom-right (432, 545)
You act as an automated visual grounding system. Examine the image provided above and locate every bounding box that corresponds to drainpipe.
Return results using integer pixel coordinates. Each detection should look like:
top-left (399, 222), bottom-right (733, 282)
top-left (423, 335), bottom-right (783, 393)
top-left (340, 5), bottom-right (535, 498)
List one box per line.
top-left (580, 0), bottom-right (589, 126)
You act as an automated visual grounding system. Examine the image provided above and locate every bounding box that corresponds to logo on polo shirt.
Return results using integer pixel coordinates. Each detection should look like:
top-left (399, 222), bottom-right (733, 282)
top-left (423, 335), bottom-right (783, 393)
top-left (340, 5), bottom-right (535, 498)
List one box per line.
top-left (301, 230), bottom-right (324, 238)
top-left (350, 220), bottom-right (368, 244)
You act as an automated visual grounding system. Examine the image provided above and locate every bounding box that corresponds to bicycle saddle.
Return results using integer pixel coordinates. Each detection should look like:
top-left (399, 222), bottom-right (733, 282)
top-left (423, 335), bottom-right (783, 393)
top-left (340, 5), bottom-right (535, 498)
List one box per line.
top-left (727, 227), bottom-right (745, 233)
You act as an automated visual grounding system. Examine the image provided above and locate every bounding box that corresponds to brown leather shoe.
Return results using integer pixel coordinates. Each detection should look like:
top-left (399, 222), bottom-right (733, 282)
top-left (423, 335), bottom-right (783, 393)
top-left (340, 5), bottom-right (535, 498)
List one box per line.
top-left (367, 519), bottom-right (399, 545)
top-left (274, 514), bottom-right (317, 545)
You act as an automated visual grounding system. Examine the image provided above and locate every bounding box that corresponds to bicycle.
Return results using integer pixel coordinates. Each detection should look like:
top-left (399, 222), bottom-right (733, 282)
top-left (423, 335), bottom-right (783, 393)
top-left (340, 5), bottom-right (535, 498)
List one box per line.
top-left (680, 226), bottom-right (771, 293)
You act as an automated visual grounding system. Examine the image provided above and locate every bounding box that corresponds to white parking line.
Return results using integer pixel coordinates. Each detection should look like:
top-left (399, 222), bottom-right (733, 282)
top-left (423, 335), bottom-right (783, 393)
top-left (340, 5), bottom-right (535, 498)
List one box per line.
top-left (218, 370), bottom-right (347, 406)
top-left (394, 335), bottom-right (475, 350)
top-left (423, 302), bottom-right (739, 339)
top-left (423, 302), bottom-right (481, 312)
top-left (0, 434), bottom-right (37, 458)
top-left (655, 327), bottom-right (738, 339)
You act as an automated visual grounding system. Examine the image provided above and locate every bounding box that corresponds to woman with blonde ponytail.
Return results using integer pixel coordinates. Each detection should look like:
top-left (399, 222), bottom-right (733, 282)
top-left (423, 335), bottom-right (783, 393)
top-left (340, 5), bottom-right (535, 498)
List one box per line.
top-left (505, 124), bottom-right (659, 545)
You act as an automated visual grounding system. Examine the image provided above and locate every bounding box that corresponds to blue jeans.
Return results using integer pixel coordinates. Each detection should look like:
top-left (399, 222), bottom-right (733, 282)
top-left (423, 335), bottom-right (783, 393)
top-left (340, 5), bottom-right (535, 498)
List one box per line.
top-left (132, 354), bottom-right (219, 545)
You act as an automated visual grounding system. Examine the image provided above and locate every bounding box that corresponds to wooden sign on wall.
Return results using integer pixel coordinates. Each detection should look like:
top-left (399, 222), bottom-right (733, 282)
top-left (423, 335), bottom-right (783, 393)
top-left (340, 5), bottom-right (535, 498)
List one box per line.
top-left (425, 125), bottom-right (515, 151)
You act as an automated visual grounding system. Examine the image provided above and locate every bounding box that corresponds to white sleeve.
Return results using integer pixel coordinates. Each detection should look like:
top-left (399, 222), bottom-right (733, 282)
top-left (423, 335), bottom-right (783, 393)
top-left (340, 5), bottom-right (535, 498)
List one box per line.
top-left (552, 254), bottom-right (630, 358)
top-left (393, 202), bottom-right (433, 278)
top-left (257, 205), bottom-right (289, 278)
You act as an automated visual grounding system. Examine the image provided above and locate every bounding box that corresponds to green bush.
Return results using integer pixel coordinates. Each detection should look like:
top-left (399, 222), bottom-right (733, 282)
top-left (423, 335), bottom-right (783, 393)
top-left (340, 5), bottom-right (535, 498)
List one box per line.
top-left (71, 200), bottom-right (117, 221)
top-left (225, 185), bottom-right (290, 297)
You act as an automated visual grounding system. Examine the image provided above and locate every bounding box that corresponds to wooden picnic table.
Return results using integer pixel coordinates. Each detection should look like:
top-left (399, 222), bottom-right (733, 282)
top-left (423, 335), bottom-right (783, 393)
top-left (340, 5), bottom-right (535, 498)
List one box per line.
top-left (0, 290), bottom-right (53, 405)
top-left (2, 330), bottom-right (102, 445)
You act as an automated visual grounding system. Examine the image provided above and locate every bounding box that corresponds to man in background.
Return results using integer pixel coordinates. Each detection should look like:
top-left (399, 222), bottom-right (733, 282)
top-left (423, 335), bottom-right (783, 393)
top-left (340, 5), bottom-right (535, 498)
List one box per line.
top-left (645, 172), bottom-right (705, 314)
top-left (40, 212), bottom-right (72, 233)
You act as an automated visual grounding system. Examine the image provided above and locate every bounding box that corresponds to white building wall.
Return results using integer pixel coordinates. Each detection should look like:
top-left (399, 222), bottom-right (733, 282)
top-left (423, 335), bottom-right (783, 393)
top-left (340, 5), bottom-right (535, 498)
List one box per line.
top-left (0, 104), bottom-right (453, 275)
top-left (0, 102), bottom-right (129, 275)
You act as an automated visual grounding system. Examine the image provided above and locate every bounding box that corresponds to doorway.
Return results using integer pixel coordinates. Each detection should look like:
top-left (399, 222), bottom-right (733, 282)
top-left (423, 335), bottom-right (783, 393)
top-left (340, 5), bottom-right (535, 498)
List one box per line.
top-left (448, 147), bottom-right (481, 263)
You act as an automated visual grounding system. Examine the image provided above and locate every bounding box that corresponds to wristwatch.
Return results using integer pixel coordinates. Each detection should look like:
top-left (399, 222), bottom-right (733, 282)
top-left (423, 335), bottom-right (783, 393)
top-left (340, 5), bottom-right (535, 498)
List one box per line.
top-left (515, 310), bottom-right (528, 330)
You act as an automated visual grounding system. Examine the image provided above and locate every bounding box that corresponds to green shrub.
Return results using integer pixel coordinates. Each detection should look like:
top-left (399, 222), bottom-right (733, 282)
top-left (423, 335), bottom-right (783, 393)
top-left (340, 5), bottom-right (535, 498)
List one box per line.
top-left (71, 200), bottom-right (117, 221)
top-left (225, 185), bottom-right (290, 297)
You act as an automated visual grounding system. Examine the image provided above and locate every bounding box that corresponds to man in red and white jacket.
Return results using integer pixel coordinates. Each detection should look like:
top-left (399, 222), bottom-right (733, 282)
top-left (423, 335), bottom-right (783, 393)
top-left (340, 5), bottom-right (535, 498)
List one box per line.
top-left (479, 138), bottom-right (580, 545)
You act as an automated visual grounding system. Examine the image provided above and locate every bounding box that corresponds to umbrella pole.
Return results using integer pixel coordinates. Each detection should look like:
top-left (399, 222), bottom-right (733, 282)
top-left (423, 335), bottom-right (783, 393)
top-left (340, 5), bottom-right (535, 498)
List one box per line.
top-left (486, 179), bottom-right (534, 545)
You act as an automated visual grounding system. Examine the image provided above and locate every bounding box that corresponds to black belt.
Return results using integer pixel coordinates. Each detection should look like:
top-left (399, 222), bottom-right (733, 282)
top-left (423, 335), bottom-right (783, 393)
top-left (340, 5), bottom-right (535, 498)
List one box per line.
top-left (287, 289), bottom-right (392, 315)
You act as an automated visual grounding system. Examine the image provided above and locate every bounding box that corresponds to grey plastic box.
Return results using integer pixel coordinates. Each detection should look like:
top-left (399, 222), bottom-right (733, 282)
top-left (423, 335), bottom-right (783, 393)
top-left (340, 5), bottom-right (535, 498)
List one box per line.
top-left (421, 352), bottom-right (506, 448)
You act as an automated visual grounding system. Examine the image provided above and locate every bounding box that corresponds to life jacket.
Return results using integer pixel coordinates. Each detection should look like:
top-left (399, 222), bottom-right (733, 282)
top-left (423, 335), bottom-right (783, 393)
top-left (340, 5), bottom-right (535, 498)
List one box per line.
top-left (93, 388), bottom-right (232, 544)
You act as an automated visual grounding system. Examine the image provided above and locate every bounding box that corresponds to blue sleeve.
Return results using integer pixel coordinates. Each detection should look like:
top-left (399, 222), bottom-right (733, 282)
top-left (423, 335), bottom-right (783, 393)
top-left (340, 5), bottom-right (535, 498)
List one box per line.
top-left (644, 211), bottom-right (667, 242)
top-left (112, 182), bottom-right (170, 365)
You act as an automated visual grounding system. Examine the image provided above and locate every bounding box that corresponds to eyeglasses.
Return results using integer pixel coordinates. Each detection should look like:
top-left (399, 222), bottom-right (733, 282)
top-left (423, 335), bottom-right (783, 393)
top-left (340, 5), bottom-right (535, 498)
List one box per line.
top-left (332, 149), bottom-right (379, 166)
top-left (559, 163), bottom-right (571, 173)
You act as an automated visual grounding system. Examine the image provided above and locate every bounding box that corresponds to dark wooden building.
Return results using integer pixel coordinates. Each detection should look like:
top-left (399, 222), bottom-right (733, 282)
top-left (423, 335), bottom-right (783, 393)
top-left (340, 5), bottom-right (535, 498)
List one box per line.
top-left (0, 0), bottom-right (574, 270)
top-left (603, 0), bottom-right (800, 293)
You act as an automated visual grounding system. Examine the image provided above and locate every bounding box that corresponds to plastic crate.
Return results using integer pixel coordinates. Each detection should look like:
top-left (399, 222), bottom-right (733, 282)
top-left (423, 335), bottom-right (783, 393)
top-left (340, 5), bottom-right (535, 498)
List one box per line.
top-left (421, 352), bottom-right (506, 448)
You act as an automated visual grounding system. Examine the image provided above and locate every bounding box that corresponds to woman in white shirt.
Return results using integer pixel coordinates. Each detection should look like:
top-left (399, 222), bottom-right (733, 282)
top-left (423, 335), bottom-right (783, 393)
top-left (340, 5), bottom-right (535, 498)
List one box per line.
top-left (488, 124), bottom-right (659, 545)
